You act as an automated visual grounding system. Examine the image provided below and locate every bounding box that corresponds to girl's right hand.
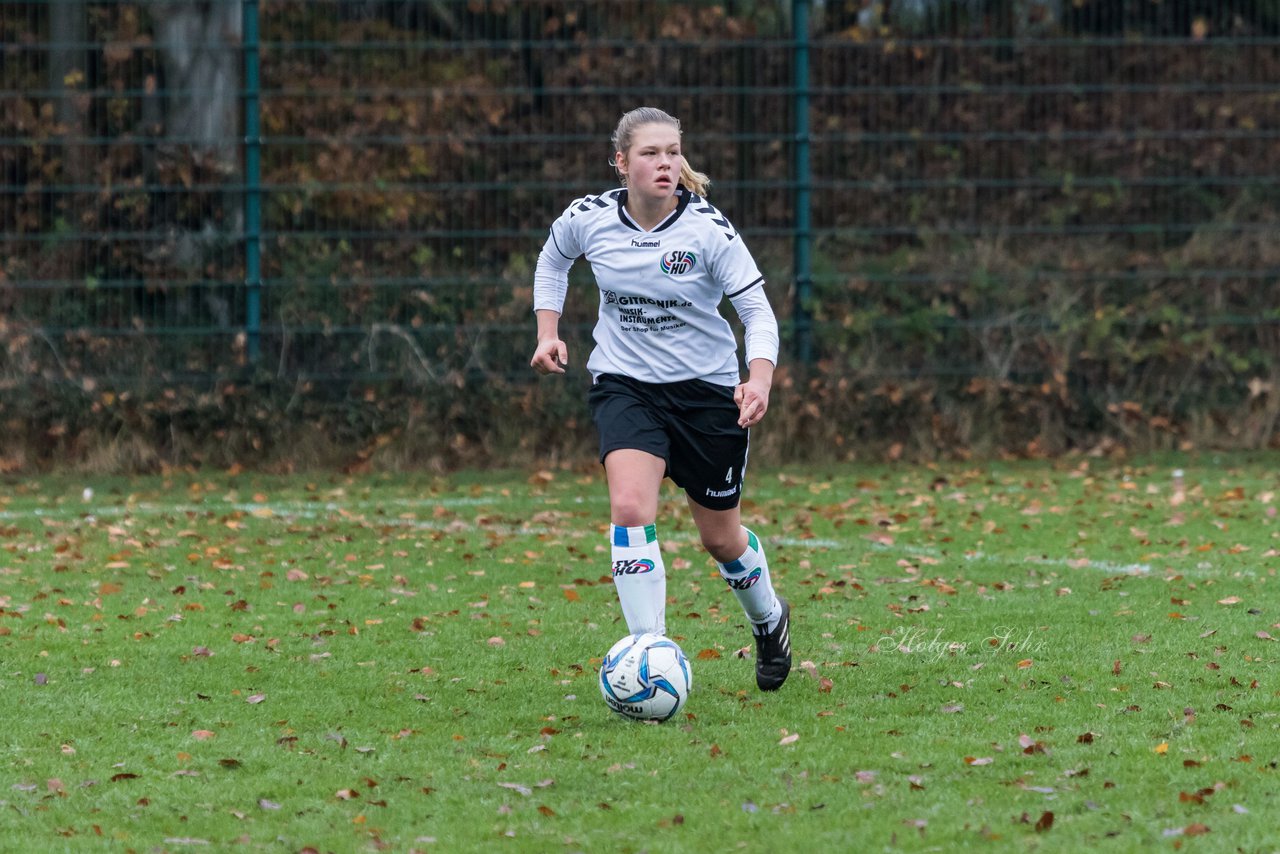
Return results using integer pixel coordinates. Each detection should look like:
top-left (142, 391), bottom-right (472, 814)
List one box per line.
top-left (530, 339), bottom-right (568, 375)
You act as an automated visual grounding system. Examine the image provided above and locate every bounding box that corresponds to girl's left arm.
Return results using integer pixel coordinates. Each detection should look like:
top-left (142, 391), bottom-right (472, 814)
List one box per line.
top-left (729, 283), bottom-right (779, 427)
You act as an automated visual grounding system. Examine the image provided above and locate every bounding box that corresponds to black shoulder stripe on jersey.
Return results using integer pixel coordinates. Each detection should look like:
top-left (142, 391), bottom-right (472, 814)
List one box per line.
top-left (691, 200), bottom-right (738, 240)
top-left (725, 276), bottom-right (765, 299)
top-left (550, 228), bottom-right (575, 261)
top-left (569, 194), bottom-right (611, 218)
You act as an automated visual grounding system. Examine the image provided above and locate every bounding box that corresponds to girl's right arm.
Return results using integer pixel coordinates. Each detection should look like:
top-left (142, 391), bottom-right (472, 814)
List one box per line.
top-left (530, 212), bottom-right (579, 375)
top-left (530, 309), bottom-right (568, 374)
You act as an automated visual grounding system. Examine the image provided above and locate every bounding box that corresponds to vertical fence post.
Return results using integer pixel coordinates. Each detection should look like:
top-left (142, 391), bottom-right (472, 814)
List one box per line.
top-left (243, 0), bottom-right (262, 362)
top-left (791, 0), bottom-right (813, 366)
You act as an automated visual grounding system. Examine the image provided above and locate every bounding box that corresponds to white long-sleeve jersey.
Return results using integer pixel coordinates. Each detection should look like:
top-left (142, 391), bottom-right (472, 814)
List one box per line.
top-left (533, 186), bottom-right (779, 387)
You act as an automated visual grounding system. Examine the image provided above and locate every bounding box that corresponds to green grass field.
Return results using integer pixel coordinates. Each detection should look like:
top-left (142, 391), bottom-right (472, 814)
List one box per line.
top-left (2, 454), bottom-right (1278, 852)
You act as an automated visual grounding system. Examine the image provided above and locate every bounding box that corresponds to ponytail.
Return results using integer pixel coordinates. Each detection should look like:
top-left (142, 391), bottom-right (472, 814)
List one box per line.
top-left (678, 161), bottom-right (711, 197)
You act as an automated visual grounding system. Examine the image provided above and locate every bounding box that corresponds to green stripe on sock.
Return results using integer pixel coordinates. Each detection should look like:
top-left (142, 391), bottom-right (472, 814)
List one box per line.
top-left (747, 529), bottom-right (759, 552)
top-left (644, 524), bottom-right (657, 544)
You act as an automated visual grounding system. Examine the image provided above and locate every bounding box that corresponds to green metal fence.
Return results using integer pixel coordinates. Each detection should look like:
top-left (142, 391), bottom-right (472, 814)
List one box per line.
top-left (3, 1), bottom-right (1279, 396)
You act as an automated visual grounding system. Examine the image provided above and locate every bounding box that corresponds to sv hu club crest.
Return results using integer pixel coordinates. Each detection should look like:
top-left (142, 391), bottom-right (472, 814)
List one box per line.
top-left (660, 251), bottom-right (697, 276)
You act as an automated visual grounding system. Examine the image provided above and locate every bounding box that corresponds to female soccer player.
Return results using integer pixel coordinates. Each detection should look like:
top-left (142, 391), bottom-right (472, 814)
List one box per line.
top-left (529, 106), bottom-right (791, 691)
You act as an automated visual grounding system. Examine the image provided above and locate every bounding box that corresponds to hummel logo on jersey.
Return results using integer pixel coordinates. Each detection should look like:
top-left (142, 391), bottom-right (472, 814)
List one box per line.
top-left (631, 238), bottom-right (660, 248)
top-left (661, 251), bottom-right (698, 275)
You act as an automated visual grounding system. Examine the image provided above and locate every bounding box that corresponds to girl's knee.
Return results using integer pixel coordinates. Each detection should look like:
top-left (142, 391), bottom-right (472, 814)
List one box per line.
top-left (699, 526), bottom-right (744, 562)
top-left (611, 492), bottom-right (655, 528)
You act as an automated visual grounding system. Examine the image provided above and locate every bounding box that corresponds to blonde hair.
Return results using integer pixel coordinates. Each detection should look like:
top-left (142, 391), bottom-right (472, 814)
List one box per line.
top-left (610, 106), bottom-right (711, 197)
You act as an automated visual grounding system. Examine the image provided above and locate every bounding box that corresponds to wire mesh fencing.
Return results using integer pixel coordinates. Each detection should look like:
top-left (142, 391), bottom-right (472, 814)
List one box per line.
top-left (3, 1), bottom-right (1278, 438)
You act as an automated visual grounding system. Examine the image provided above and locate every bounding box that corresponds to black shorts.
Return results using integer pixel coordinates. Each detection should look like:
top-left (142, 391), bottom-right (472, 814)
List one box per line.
top-left (588, 373), bottom-right (749, 511)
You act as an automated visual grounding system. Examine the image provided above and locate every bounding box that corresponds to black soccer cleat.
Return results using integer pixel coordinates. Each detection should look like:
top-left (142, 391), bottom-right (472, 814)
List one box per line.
top-left (752, 598), bottom-right (792, 691)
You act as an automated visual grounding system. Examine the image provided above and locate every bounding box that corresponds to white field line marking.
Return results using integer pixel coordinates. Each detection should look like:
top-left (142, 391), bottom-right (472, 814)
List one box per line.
top-left (0, 501), bottom-right (1243, 577)
top-left (775, 537), bottom-right (843, 549)
top-left (866, 540), bottom-right (1250, 578)
top-left (0, 493), bottom-right (607, 522)
top-left (877, 542), bottom-right (1152, 575)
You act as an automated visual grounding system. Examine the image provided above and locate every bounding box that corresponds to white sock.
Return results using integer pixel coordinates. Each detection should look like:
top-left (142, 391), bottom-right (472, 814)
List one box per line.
top-left (717, 528), bottom-right (781, 630)
top-left (610, 523), bottom-right (667, 635)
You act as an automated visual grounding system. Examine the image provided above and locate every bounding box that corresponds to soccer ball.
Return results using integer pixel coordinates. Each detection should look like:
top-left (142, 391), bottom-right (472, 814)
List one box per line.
top-left (599, 632), bottom-right (692, 722)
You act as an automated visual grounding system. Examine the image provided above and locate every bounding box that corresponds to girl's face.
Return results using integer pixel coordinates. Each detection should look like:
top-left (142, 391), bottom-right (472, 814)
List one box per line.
top-left (616, 123), bottom-right (682, 203)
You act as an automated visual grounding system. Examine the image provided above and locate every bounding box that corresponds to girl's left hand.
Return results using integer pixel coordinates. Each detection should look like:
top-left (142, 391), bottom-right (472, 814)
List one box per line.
top-left (734, 378), bottom-right (771, 428)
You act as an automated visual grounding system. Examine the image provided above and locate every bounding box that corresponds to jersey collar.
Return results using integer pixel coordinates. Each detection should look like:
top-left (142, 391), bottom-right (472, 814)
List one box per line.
top-left (615, 185), bottom-right (692, 233)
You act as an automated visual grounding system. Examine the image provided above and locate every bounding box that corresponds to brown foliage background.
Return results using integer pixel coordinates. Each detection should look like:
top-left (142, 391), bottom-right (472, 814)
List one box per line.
top-left (2, 1), bottom-right (1279, 472)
